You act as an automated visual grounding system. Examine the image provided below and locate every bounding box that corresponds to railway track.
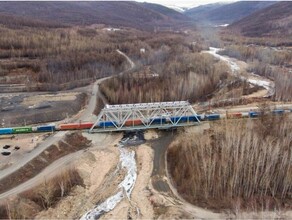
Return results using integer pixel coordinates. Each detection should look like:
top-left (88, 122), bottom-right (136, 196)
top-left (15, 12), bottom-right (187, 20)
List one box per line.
top-left (0, 50), bottom-right (136, 200)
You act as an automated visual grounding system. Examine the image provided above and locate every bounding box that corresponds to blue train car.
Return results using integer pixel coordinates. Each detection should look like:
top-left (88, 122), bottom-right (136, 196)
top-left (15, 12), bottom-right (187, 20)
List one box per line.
top-left (249, 111), bottom-right (260, 118)
top-left (206, 114), bottom-right (220, 121)
top-left (272, 109), bottom-right (284, 115)
top-left (151, 118), bottom-right (166, 124)
top-left (189, 115), bottom-right (200, 122)
top-left (170, 116), bottom-right (184, 123)
top-left (196, 114), bottom-right (205, 121)
top-left (0, 128), bottom-right (13, 135)
top-left (170, 115), bottom-right (200, 123)
top-left (36, 125), bottom-right (56, 132)
top-left (98, 121), bottom-right (117, 127)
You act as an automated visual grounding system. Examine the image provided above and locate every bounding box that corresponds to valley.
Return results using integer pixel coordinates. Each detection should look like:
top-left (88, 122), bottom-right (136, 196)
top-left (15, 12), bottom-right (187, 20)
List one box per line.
top-left (0, 1), bottom-right (291, 219)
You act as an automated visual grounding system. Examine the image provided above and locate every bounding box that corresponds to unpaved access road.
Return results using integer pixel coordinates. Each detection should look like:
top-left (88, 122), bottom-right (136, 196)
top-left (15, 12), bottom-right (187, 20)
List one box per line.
top-left (0, 150), bottom-right (83, 201)
top-left (79, 49), bottom-right (135, 119)
top-left (0, 50), bottom-right (135, 185)
top-left (0, 50), bottom-right (135, 201)
top-left (0, 131), bottom-right (67, 181)
top-left (0, 132), bottom-right (121, 202)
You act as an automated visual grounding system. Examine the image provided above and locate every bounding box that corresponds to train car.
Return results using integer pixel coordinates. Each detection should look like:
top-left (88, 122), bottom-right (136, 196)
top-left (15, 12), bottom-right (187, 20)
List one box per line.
top-left (78, 122), bottom-right (94, 129)
top-left (227, 112), bottom-right (242, 119)
top-left (196, 114), bottom-right (205, 121)
top-left (58, 122), bottom-right (94, 130)
top-left (189, 115), bottom-right (200, 122)
top-left (170, 116), bottom-right (184, 123)
top-left (249, 111), bottom-right (260, 118)
top-left (124, 119), bottom-right (143, 126)
top-left (206, 114), bottom-right (220, 121)
top-left (59, 123), bottom-right (80, 130)
top-left (98, 121), bottom-right (117, 127)
top-left (241, 112), bottom-right (249, 118)
top-left (151, 118), bottom-right (166, 124)
top-left (272, 109), bottom-right (284, 115)
top-left (12, 127), bottom-right (33, 134)
top-left (36, 125), bottom-right (56, 132)
top-left (0, 128), bottom-right (13, 135)
top-left (170, 115), bottom-right (200, 123)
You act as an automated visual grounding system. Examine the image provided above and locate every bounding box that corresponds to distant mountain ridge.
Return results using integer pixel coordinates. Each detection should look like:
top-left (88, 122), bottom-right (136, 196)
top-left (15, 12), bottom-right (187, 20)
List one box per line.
top-left (184, 1), bottom-right (276, 25)
top-left (229, 1), bottom-right (292, 37)
top-left (184, 2), bottom-right (227, 22)
top-left (166, 5), bottom-right (189, 13)
top-left (0, 1), bottom-right (192, 30)
top-left (141, 3), bottom-right (190, 21)
top-left (0, 13), bottom-right (66, 28)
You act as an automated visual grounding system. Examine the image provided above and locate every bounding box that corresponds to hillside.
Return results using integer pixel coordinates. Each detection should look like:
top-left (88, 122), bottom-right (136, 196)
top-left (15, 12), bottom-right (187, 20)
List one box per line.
top-left (0, 1), bottom-right (192, 30)
top-left (229, 1), bottom-right (292, 38)
top-left (142, 3), bottom-right (189, 22)
top-left (184, 3), bottom-right (226, 22)
top-left (185, 1), bottom-right (276, 25)
top-left (0, 13), bottom-right (66, 29)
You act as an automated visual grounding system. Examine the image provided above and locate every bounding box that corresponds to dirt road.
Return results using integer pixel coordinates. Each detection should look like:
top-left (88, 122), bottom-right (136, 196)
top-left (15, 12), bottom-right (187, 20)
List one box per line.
top-left (150, 132), bottom-right (174, 193)
top-left (117, 49), bottom-right (136, 71)
top-left (0, 131), bottom-right (67, 181)
top-left (78, 76), bottom-right (110, 122)
top-left (0, 50), bottom-right (136, 200)
top-left (0, 132), bottom-right (121, 202)
top-left (0, 149), bottom-right (83, 201)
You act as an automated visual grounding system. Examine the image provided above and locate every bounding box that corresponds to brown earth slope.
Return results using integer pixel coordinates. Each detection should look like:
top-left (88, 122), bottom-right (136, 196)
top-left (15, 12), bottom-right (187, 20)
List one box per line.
top-left (0, 1), bottom-right (192, 30)
top-left (229, 1), bottom-right (292, 38)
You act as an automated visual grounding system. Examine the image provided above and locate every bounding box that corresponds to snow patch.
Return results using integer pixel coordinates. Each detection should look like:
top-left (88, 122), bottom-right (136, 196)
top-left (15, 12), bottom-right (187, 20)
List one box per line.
top-left (104, 28), bottom-right (121, 32)
top-left (80, 147), bottom-right (137, 219)
top-left (166, 5), bottom-right (187, 12)
top-left (214, 24), bottom-right (229, 27)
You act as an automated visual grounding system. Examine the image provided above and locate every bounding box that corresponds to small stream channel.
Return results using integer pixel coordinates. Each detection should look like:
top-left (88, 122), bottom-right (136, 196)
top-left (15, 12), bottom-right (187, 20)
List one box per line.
top-left (80, 143), bottom-right (137, 220)
top-left (205, 47), bottom-right (275, 97)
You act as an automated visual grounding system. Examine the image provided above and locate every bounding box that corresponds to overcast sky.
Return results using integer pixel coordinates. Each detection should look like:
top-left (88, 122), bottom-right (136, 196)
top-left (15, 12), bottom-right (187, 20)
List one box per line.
top-left (135, 0), bottom-right (235, 7)
top-left (134, 0), bottom-right (279, 8)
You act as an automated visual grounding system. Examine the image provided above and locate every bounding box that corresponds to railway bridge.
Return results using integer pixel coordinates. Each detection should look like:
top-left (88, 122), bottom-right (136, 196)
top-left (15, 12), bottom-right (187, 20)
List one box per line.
top-left (89, 101), bottom-right (200, 132)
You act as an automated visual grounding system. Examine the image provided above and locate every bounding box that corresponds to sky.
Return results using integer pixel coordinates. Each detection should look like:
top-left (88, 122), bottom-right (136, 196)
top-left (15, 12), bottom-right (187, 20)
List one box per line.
top-left (134, 0), bottom-right (279, 8)
top-left (135, 0), bottom-right (235, 8)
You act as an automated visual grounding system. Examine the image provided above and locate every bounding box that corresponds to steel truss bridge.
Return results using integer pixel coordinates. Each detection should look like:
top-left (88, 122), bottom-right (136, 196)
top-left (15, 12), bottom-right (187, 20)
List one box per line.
top-left (89, 101), bottom-right (200, 132)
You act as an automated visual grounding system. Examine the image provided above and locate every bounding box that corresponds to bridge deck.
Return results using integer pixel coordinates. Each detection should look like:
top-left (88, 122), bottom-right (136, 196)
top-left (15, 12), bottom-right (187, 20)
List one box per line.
top-left (90, 101), bottom-right (199, 132)
top-left (90, 122), bottom-right (200, 133)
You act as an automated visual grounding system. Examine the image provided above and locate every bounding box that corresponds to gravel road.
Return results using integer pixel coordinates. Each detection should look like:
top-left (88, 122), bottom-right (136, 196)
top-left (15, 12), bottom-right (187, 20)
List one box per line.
top-left (0, 50), bottom-right (136, 200)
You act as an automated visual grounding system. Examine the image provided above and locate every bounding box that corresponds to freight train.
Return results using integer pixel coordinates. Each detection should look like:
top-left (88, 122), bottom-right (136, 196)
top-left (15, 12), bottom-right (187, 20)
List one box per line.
top-left (0, 116), bottom-right (198, 135)
top-left (0, 109), bottom-right (290, 135)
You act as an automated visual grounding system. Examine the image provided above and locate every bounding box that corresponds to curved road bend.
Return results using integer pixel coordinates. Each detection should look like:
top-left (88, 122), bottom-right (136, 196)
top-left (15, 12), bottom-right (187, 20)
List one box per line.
top-left (117, 49), bottom-right (136, 71)
top-left (79, 49), bottom-right (136, 114)
top-left (0, 50), bottom-right (136, 183)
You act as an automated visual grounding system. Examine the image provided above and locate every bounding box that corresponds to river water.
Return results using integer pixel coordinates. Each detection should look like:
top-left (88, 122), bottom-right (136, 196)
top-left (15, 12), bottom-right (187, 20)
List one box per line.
top-left (80, 146), bottom-right (137, 220)
top-left (205, 47), bottom-right (274, 97)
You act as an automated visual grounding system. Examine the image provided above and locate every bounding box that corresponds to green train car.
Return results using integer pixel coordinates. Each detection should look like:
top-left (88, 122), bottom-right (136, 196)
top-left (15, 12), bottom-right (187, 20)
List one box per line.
top-left (12, 127), bottom-right (33, 134)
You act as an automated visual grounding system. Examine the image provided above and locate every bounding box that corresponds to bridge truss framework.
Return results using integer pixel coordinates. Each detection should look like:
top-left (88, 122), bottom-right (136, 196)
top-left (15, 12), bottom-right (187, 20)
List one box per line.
top-left (89, 101), bottom-right (200, 132)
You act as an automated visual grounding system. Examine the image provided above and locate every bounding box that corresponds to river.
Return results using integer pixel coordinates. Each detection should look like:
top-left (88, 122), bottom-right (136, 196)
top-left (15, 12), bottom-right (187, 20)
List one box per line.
top-left (80, 146), bottom-right (137, 220)
top-left (205, 47), bottom-right (275, 97)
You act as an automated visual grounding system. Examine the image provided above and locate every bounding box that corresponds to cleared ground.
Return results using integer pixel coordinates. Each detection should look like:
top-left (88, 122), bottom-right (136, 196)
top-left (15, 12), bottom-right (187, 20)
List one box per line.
top-left (0, 92), bottom-right (87, 126)
top-left (0, 133), bottom-right (47, 170)
top-left (0, 132), bottom-right (91, 196)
